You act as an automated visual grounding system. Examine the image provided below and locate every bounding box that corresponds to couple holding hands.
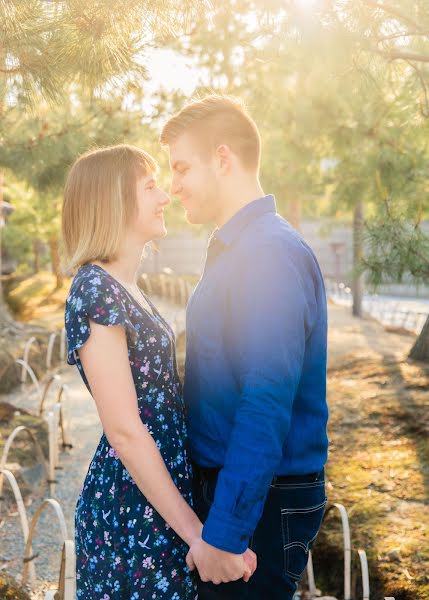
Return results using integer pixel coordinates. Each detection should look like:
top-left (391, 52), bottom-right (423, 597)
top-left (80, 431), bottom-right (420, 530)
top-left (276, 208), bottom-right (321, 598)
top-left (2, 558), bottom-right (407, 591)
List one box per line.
top-left (63, 95), bottom-right (329, 600)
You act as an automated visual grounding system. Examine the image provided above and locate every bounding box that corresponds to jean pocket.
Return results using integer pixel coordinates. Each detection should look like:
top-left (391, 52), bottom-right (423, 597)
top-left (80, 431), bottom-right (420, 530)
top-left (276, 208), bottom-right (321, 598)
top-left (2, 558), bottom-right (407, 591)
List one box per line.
top-left (281, 497), bottom-right (327, 581)
top-left (202, 479), bottom-right (215, 506)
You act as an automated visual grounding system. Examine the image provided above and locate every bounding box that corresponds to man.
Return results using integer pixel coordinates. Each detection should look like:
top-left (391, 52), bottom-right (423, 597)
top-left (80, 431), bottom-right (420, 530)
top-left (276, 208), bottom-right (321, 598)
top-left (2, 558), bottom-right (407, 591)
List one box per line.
top-left (160, 95), bottom-right (329, 600)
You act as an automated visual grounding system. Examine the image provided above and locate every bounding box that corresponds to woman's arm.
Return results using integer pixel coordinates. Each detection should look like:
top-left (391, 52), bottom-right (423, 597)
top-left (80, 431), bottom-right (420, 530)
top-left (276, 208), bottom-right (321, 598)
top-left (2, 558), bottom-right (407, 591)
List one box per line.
top-left (78, 320), bottom-right (202, 547)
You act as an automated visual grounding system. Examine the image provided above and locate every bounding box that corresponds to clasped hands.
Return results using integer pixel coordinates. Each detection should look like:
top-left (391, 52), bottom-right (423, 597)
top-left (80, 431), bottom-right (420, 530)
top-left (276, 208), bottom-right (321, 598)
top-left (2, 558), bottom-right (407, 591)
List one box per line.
top-left (186, 537), bottom-right (257, 585)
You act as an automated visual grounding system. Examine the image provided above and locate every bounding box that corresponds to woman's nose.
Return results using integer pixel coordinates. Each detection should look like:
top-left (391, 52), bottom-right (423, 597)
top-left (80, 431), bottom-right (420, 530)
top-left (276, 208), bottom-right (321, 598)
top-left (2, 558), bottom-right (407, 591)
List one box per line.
top-left (160, 190), bottom-right (171, 206)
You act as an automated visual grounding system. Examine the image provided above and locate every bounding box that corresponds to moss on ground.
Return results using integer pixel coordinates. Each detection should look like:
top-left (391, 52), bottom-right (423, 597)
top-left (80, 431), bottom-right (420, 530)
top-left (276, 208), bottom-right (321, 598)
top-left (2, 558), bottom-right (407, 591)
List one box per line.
top-left (0, 272), bottom-right (68, 393)
top-left (4, 271), bottom-right (69, 325)
top-left (0, 575), bottom-right (31, 599)
top-left (0, 412), bottom-right (49, 464)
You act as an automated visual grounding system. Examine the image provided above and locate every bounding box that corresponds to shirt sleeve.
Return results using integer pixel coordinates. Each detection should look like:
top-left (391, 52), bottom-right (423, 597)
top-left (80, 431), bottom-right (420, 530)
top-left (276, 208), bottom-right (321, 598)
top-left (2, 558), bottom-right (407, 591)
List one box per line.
top-left (201, 240), bottom-right (317, 553)
top-left (65, 271), bottom-right (139, 366)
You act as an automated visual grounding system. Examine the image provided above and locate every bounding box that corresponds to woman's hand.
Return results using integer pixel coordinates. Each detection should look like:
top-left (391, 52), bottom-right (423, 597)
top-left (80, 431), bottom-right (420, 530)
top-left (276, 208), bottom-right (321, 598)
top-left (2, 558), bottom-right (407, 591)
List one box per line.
top-left (186, 538), bottom-right (257, 584)
top-left (243, 547), bottom-right (257, 581)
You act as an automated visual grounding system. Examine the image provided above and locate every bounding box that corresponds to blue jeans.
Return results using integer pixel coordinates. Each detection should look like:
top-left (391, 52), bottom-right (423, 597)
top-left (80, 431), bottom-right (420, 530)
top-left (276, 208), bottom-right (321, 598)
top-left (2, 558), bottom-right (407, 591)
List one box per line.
top-left (192, 466), bottom-right (327, 600)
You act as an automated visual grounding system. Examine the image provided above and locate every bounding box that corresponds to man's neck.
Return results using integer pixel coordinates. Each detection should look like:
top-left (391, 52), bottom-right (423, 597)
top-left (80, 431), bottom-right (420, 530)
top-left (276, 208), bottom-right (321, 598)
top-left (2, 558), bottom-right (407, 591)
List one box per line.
top-left (215, 183), bottom-right (265, 229)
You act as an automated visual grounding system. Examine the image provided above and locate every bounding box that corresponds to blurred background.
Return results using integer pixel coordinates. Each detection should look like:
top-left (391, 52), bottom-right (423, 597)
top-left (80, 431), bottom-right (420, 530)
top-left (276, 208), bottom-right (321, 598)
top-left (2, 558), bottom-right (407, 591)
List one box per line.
top-left (0, 1), bottom-right (428, 599)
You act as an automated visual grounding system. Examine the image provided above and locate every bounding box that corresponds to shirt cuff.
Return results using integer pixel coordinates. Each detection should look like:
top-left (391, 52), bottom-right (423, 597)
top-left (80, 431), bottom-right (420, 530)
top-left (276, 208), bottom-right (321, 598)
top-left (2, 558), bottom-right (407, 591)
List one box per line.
top-left (202, 505), bottom-right (253, 554)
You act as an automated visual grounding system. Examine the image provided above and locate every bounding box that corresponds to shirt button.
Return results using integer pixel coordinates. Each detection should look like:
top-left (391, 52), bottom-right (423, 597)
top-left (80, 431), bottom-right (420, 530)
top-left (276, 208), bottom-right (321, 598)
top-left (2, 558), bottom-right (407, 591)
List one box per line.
top-left (240, 535), bottom-right (247, 541)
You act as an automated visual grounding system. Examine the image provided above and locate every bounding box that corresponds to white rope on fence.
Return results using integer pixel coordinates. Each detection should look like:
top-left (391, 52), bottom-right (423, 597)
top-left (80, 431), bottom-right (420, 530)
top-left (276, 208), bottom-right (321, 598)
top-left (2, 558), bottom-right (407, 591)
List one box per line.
top-left (15, 359), bottom-right (42, 400)
top-left (57, 384), bottom-right (73, 449)
top-left (140, 273), bottom-right (153, 296)
top-left (39, 373), bottom-right (62, 416)
top-left (23, 497), bottom-right (68, 560)
top-left (306, 550), bottom-right (318, 598)
top-left (0, 426), bottom-right (49, 506)
top-left (327, 279), bottom-right (429, 335)
top-left (60, 327), bottom-right (66, 362)
top-left (22, 336), bottom-right (38, 383)
top-left (325, 503), bottom-right (352, 600)
top-left (179, 278), bottom-right (187, 306)
top-left (57, 539), bottom-right (76, 600)
top-left (0, 469), bottom-right (36, 588)
top-left (357, 549), bottom-right (370, 600)
top-left (47, 411), bottom-right (57, 494)
top-left (52, 403), bottom-right (62, 470)
top-left (46, 332), bottom-right (58, 369)
top-left (185, 280), bottom-right (193, 302)
top-left (22, 498), bottom-right (75, 599)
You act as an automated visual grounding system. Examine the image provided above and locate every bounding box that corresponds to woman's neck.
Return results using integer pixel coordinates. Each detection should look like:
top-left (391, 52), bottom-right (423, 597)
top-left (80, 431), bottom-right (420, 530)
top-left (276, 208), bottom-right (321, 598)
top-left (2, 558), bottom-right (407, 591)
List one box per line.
top-left (96, 243), bottom-right (146, 286)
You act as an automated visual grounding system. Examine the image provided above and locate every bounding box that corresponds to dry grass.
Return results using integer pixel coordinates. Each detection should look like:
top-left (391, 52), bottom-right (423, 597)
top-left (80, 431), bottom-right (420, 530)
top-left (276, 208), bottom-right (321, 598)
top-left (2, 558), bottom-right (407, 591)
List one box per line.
top-left (313, 353), bottom-right (429, 599)
top-left (5, 271), bottom-right (70, 327)
top-left (0, 575), bottom-right (31, 599)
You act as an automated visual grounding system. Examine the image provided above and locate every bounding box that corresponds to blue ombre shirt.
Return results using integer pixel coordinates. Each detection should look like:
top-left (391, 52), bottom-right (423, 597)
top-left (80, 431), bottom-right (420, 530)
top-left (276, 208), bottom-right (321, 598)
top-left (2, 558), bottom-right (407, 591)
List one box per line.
top-left (184, 195), bottom-right (329, 553)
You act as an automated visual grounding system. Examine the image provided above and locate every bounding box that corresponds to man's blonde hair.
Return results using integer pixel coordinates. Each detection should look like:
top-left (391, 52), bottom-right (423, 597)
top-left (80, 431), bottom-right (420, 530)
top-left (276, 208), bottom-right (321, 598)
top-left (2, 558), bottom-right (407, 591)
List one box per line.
top-left (61, 144), bottom-right (157, 275)
top-left (160, 95), bottom-right (261, 171)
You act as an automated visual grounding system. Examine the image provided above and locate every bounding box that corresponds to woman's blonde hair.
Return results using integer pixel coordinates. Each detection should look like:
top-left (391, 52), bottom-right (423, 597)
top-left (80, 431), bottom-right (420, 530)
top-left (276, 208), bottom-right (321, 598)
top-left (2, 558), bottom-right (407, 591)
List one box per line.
top-left (62, 144), bottom-right (157, 275)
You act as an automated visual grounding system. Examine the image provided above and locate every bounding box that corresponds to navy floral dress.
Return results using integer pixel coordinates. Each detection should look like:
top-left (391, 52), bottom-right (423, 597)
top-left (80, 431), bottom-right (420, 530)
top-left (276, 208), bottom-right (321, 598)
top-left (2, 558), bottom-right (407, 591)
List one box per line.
top-left (65, 263), bottom-right (197, 600)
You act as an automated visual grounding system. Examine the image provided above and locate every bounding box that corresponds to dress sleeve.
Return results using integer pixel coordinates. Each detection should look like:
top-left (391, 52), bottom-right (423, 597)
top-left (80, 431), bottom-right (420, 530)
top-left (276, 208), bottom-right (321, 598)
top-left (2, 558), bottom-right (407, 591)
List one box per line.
top-left (65, 270), bottom-right (139, 366)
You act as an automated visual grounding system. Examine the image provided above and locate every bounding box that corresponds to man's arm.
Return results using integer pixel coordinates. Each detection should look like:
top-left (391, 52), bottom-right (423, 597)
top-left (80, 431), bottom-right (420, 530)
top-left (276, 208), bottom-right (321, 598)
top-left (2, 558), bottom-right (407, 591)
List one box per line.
top-left (202, 240), bottom-right (315, 553)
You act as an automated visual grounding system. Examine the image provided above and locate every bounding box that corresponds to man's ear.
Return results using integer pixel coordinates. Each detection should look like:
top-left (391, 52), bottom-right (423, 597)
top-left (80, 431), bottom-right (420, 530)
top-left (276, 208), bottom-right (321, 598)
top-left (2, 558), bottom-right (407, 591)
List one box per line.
top-left (215, 144), bottom-right (232, 174)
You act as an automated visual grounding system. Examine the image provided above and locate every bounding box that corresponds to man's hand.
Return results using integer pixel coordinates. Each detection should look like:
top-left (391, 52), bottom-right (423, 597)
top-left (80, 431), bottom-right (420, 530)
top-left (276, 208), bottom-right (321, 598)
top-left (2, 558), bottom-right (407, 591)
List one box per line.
top-left (243, 547), bottom-right (257, 582)
top-left (186, 537), bottom-right (257, 585)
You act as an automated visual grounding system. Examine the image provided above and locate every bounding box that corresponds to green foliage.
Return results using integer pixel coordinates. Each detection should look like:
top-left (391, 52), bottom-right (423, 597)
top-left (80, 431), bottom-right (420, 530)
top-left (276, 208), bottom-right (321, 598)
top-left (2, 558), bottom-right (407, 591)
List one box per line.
top-left (168, 0), bottom-right (429, 282)
top-left (364, 210), bottom-right (429, 283)
top-left (0, 0), bottom-right (205, 105)
top-left (1, 0), bottom-right (429, 283)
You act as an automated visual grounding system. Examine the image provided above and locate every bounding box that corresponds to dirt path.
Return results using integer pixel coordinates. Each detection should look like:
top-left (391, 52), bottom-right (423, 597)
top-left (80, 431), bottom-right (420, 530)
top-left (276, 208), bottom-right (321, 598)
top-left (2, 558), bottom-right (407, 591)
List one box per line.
top-left (327, 301), bottom-right (413, 367)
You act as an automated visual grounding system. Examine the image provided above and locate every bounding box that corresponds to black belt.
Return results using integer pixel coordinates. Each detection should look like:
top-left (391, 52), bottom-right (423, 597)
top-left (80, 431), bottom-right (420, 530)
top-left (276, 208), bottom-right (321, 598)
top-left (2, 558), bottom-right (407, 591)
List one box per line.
top-left (192, 463), bottom-right (324, 485)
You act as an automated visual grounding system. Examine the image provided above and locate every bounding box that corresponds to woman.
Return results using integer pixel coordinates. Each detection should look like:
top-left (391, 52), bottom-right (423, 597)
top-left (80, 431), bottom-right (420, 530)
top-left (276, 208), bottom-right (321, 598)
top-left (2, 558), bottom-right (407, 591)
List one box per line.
top-left (62, 144), bottom-right (253, 599)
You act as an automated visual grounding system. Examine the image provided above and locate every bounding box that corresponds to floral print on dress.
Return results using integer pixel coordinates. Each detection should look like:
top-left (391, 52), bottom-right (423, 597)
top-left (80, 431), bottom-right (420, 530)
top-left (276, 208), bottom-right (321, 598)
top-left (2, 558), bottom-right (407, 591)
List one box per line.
top-left (65, 264), bottom-right (196, 599)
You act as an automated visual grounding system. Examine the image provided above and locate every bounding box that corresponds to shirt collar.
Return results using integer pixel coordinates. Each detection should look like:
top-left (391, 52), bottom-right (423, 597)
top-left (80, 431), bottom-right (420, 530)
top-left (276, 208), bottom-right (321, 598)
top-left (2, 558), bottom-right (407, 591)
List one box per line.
top-left (214, 194), bottom-right (276, 247)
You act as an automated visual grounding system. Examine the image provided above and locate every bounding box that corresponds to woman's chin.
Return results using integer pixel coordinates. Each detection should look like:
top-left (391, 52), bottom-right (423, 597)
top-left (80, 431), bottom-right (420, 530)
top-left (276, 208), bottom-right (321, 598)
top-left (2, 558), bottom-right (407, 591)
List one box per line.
top-left (152, 225), bottom-right (168, 240)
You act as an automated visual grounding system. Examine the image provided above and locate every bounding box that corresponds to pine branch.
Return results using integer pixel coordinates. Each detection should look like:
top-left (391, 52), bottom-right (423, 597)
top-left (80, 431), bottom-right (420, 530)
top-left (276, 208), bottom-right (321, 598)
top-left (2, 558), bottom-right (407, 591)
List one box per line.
top-left (375, 49), bottom-right (429, 63)
top-left (361, 0), bottom-right (426, 33)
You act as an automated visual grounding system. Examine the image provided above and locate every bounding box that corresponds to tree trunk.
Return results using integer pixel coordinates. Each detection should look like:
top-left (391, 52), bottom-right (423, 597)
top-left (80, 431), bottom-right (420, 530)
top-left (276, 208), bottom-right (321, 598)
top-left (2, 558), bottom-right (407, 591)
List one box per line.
top-left (352, 199), bottom-right (364, 317)
top-left (409, 314), bottom-right (429, 362)
top-left (287, 196), bottom-right (301, 231)
top-left (0, 171), bottom-right (20, 331)
top-left (33, 239), bottom-right (41, 273)
top-left (0, 170), bottom-right (3, 303)
top-left (49, 236), bottom-right (63, 289)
